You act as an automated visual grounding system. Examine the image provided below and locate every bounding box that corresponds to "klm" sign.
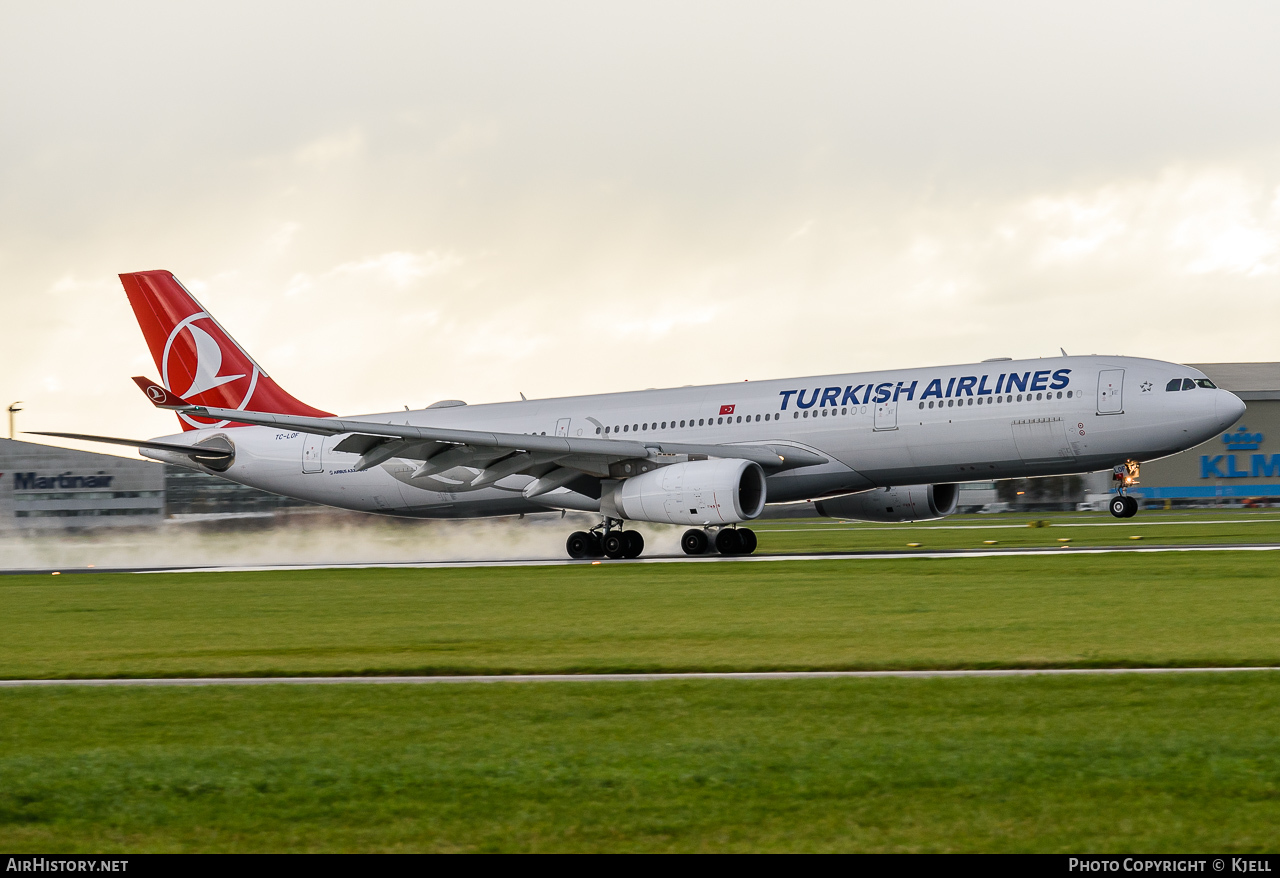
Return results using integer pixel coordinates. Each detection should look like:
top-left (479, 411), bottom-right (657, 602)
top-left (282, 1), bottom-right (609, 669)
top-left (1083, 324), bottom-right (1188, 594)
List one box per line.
top-left (1201, 454), bottom-right (1280, 479)
top-left (1201, 427), bottom-right (1279, 478)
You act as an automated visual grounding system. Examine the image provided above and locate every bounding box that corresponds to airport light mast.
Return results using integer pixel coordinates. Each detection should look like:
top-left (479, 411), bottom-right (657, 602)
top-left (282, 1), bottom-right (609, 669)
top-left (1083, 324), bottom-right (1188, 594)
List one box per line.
top-left (7, 401), bottom-right (21, 439)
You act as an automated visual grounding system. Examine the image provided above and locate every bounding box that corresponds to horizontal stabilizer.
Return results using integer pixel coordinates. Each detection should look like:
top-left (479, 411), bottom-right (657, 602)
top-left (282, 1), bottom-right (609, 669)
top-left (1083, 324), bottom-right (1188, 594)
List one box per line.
top-left (28, 432), bottom-right (234, 466)
top-left (132, 376), bottom-right (194, 409)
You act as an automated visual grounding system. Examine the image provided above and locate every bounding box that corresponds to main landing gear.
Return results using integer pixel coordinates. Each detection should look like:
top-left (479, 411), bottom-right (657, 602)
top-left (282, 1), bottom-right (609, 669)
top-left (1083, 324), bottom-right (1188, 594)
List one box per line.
top-left (566, 518), bottom-right (644, 560)
top-left (681, 526), bottom-right (757, 556)
top-left (563, 522), bottom-right (758, 559)
top-left (1109, 460), bottom-right (1141, 519)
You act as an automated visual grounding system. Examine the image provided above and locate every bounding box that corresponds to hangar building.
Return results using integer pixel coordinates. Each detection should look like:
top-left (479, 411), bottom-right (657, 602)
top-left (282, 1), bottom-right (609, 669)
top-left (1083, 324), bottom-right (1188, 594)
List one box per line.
top-left (0, 438), bottom-right (309, 530)
top-left (0, 438), bottom-right (165, 529)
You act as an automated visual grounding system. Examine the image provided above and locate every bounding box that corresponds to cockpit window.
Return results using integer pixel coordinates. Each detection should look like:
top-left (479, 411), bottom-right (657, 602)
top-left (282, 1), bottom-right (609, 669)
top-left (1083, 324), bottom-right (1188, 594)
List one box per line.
top-left (1195, 378), bottom-right (1217, 389)
top-left (1166, 379), bottom-right (1182, 392)
top-left (1182, 378), bottom-right (1197, 391)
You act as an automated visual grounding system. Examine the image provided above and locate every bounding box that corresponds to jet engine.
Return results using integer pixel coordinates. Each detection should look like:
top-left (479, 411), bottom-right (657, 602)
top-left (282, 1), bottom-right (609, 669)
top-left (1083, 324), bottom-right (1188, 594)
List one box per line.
top-left (814, 483), bottom-right (958, 523)
top-left (604, 458), bottom-right (767, 525)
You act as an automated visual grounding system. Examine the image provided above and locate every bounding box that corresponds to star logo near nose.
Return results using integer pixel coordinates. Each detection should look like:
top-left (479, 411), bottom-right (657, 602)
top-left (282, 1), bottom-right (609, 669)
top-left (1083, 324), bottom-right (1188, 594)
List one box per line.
top-left (1140, 381), bottom-right (1153, 393)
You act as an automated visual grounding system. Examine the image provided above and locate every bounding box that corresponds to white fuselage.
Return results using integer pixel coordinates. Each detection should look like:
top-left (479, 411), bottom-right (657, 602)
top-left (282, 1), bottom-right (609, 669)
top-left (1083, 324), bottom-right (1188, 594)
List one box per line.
top-left (141, 355), bottom-right (1245, 519)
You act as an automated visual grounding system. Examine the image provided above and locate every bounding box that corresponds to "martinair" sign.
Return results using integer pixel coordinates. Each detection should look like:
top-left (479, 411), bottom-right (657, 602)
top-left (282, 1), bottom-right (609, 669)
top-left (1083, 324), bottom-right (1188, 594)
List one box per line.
top-left (12, 472), bottom-right (115, 490)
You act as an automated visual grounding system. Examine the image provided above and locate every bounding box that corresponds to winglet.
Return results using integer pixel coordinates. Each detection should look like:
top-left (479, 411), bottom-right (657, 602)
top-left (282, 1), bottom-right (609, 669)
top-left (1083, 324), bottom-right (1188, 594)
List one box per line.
top-left (132, 377), bottom-right (194, 409)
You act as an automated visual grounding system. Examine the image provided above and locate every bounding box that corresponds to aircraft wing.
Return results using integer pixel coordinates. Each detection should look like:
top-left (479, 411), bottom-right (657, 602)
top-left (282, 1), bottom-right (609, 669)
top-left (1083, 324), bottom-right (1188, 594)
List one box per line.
top-left (129, 376), bottom-right (825, 491)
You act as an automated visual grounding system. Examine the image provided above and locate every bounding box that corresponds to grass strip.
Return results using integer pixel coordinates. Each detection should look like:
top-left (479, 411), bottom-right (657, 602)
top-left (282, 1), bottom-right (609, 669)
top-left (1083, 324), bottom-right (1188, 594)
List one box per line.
top-left (2, 553), bottom-right (1279, 678)
top-left (1, 674), bottom-right (1277, 852)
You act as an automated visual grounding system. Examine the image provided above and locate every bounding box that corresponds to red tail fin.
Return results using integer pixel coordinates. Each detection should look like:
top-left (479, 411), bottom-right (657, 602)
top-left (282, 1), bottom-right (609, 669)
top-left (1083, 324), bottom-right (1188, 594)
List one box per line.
top-left (120, 270), bottom-right (333, 431)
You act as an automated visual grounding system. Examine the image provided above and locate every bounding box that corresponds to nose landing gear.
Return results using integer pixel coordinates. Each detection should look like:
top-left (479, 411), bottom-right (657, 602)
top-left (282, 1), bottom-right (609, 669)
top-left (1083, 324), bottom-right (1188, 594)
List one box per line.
top-left (681, 526), bottom-right (758, 556)
top-left (1109, 460), bottom-right (1141, 518)
top-left (1109, 495), bottom-right (1139, 519)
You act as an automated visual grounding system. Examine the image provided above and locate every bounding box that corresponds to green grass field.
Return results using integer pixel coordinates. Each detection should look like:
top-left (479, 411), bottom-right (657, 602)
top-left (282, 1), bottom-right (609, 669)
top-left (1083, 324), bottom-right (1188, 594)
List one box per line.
top-left (2, 552), bottom-right (1279, 678)
top-left (2, 675), bottom-right (1279, 852)
top-left (3, 530), bottom-right (1280, 851)
top-left (753, 509), bottom-right (1280, 554)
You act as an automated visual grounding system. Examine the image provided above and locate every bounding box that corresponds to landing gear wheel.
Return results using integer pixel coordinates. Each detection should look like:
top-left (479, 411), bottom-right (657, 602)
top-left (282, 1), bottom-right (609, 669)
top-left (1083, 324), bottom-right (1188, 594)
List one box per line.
top-left (681, 529), bottom-right (709, 555)
top-left (623, 530), bottom-right (644, 559)
top-left (737, 528), bottom-right (757, 555)
top-left (566, 531), bottom-right (594, 559)
top-left (602, 532), bottom-right (627, 559)
top-left (1109, 495), bottom-right (1139, 519)
top-left (715, 528), bottom-right (743, 555)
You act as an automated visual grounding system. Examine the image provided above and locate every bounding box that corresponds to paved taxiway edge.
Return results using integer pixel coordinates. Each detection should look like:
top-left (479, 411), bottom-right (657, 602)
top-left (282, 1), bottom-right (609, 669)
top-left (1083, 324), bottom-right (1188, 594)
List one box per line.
top-left (3, 540), bottom-right (1280, 576)
top-left (1, 667), bottom-right (1277, 687)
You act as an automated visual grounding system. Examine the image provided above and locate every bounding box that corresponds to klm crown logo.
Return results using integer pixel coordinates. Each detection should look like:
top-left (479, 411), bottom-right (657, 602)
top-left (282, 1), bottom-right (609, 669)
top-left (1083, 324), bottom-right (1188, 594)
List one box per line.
top-left (1222, 425), bottom-right (1264, 451)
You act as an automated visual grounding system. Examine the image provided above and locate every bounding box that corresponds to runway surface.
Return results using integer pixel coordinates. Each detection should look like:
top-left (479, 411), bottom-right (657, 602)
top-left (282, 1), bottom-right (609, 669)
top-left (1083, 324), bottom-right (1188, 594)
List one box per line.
top-left (1, 667), bottom-right (1276, 687)
top-left (3, 541), bottom-right (1280, 575)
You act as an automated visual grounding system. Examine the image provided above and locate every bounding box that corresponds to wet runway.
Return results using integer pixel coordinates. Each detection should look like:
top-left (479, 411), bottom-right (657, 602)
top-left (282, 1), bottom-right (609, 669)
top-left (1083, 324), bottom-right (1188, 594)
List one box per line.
top-left (3, 541), bottom-right (1280, 575)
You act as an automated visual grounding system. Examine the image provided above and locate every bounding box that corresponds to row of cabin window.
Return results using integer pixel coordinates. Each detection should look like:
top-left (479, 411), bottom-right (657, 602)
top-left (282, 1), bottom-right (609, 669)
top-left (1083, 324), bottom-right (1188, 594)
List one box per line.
top-left (1167, 378), bottom-right (1217, 391)
top-left (919, 390), bottom-right (1075, 409)
top-left (540, 381), bottom-right (1201, 434)
top-left (594, 413), bottom-right (783, 435)
top-left (794, 406), bottom-right (869, 418)
top-left (789, 390), bottom-right (1079, 419)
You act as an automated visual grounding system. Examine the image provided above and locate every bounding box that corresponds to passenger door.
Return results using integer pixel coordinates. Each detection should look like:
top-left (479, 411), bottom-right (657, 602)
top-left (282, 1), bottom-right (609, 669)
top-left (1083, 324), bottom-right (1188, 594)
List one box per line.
top-left (302, 434), bottom-right (324, 473)
top-left (1097, 370), bottom-right (1124, 415)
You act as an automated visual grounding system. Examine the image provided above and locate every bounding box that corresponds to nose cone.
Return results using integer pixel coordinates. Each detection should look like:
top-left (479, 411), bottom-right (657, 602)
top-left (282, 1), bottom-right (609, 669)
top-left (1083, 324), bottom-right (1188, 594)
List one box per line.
top-left (1217, 390), bottom-right (1247, 429)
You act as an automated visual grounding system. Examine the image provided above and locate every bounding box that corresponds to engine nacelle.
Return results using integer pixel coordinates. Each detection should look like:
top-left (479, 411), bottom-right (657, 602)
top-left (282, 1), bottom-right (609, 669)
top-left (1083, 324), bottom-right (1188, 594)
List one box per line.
top-left (814, 483), bottom-right (958, 523)
top-left (603, 458), bottom-right (767, 525)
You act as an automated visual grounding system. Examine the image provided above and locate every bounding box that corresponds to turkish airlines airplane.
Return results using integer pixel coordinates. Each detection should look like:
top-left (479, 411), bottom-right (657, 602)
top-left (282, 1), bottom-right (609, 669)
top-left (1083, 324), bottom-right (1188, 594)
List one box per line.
top-left (39, 270), bottom-right (1246, 559)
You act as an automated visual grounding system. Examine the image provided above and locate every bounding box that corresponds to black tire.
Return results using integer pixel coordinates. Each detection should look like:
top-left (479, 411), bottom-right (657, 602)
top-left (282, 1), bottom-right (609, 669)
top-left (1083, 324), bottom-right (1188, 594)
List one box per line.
top-left (1123, 495), bottom-right (1139, 518)
top-left (586, 533), bottom-right (604, 557)
top-left (566, 531), bottom-right (592, 559)
top-left (737, 528), bottom-right (757, 555)
top-left (1109, 496), bottom-right (1128, 519)
top-left (681, 529), bottom-right (709, 555)
top-left (715, 528), bottom-right (743, 555)
top-left (623, 530), bottom-right (644, 558)
top-left (602, 532), bottom-right (627, 559)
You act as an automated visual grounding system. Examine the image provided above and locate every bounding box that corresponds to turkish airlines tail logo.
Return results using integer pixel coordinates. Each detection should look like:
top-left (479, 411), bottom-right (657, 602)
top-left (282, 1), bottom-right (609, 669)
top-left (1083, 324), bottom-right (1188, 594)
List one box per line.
top-left (120, 271), bottom-right (333, 431)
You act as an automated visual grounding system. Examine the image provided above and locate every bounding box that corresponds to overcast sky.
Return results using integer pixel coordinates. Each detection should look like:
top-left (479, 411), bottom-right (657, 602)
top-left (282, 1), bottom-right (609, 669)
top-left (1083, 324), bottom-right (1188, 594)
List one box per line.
top-left (2, 1), bottom-right (1279, 447)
